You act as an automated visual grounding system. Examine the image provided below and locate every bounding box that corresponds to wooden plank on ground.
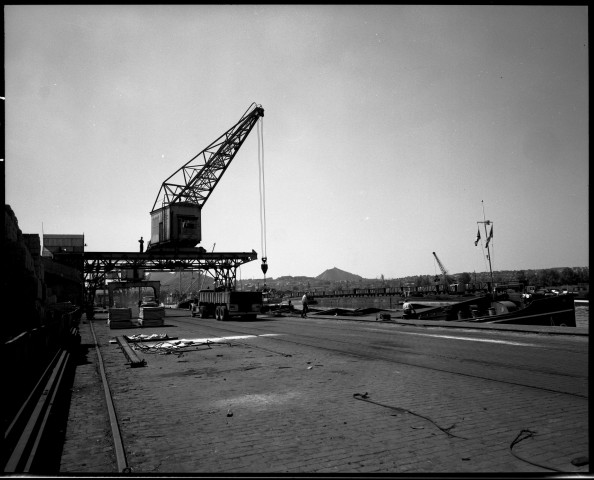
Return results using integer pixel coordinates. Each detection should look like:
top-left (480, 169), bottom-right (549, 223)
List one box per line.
top-left (115, 336), bottom-right (147, 368)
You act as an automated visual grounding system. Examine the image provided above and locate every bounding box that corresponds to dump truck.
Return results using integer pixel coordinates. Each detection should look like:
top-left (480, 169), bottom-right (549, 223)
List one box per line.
top-left (190, 289), bottom-right (263, 320)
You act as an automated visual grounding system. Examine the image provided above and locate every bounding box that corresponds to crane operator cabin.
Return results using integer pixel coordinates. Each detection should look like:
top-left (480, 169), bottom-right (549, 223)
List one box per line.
top-left (150, 204), bottom-right (201, 249)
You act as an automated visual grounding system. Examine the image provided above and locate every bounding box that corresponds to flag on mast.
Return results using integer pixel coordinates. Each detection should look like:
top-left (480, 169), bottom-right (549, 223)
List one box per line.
top-left (485, 225), bottom-right (493, 248)
top-left (474, 228), bottom-right (481, 246)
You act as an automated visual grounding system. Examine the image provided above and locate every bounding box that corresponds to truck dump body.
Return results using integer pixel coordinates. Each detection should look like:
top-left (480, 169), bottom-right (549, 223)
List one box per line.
top-left (192, 290), bottom-right (263, 320)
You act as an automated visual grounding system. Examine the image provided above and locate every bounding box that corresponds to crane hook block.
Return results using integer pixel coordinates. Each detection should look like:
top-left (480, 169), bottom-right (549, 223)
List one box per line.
top-left (261, 257), bottom-right (268, 275)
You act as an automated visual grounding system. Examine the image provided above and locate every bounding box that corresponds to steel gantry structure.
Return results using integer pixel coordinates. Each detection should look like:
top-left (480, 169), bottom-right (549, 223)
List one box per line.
top-left (56, 249), bottom-right (258, 314)
top-left (56, 104), bottom-right (268, 315)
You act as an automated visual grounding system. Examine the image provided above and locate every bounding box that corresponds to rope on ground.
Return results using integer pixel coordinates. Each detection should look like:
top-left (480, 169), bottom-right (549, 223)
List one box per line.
top-left (353, 392), bottom-right (467, 439)
top-left (509, 429), bottom-right (563, 472)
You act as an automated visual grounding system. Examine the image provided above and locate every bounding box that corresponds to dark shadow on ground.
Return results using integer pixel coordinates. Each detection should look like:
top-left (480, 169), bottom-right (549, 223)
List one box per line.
top-left (28, 339), bottom-right (91, 474)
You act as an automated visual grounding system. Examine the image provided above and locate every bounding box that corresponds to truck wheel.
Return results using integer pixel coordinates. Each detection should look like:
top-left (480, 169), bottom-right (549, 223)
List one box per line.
top-left (221, 307), bottom-right (229, 321)
top-left (200, 307), bottom-right (208, 319)
top-left (215, 306), bottom-right (221, 321)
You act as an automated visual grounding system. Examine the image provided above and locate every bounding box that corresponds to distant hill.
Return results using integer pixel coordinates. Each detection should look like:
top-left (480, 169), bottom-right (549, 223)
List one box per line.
top-left (316, 267), bottom-right (363, 282)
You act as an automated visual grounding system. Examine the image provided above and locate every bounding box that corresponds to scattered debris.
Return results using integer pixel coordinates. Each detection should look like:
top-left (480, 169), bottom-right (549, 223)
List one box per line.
top-left (125, 333), bottom-right (175, 343)
top-left (131, 339), bottom-right (230, 356)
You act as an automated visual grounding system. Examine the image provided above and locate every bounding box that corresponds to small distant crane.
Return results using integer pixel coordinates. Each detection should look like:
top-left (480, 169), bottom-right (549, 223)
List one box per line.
top-left (432, 252), bottom-right (450, 292)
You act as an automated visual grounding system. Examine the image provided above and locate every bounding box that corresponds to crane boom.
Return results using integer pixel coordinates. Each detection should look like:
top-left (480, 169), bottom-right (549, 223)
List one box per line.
top-left (432, 251), bottom-right (448, 276)
top-left (147, 104), bottom-right (264, 250)
top-left (151, 103), bottom-right (264, 211)
top-left (432, 251), bottom-right (450, 290)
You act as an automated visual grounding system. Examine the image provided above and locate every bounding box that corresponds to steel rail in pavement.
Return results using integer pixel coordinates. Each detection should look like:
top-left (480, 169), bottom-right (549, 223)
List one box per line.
top-left (89, 320), bottom-right (129, 473)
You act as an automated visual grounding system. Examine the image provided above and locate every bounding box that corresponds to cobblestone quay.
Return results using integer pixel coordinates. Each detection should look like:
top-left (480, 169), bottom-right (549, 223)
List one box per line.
top-left (59, 311), bottom-right (589, 474)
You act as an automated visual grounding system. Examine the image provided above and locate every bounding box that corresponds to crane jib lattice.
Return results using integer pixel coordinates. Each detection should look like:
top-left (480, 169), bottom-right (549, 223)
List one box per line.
top-left (152, 104), bottom-right (265, 211)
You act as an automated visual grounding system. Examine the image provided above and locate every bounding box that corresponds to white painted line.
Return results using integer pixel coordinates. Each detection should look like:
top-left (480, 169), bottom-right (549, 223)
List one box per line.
top-left (360, 327), bottom-right (540, 347)
top-left (396, 330), bottom-right (539, 347)
top-left (407, 332), bottom-right (540, 347)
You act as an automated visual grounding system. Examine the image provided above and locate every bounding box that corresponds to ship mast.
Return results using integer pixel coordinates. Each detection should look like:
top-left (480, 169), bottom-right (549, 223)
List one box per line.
top-left (478, 200), bottom-right (494, 292)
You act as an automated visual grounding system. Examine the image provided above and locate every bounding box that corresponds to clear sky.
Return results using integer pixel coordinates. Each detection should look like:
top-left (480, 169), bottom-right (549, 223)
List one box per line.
top-left (4, 5), bottom-right (589, 281)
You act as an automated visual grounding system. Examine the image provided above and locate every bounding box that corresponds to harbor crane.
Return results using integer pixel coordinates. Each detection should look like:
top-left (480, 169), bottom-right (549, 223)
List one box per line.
top-left (147, 103), bottom-right (265, 254)
top-left (79, 105), bottom-right (266, 314)
top-left (432, 251), bottom-right (451, 292)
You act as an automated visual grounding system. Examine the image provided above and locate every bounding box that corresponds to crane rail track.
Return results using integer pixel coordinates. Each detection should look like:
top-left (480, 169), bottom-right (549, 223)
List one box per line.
top-left (89, 320), bottom-right (129, 473)
top-left (169, 314), bottom-right (588, 400)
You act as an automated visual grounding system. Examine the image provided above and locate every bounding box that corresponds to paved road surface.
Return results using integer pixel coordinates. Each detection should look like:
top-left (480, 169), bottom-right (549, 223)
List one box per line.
top-left (58, 309), bottom-right (588, 474)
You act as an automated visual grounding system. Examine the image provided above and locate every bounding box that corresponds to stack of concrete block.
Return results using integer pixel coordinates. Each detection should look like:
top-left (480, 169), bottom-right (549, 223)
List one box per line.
top-left (4, 207), bottom-right (46, 336)
top-left (23, 234), bottom-right (41, 256)
top-left (108, 308), bottom-right (135, 329)
top-left (24, 234), bottom-right (46, 302)
top-left (4, 205), bottom-right (21, 243)
top-left (138, 307), bottom-right (165, 327)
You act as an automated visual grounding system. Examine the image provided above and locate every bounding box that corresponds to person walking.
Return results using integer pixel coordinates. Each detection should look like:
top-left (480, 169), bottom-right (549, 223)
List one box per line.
top-left (301, 292), bottom-right (309, 318)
